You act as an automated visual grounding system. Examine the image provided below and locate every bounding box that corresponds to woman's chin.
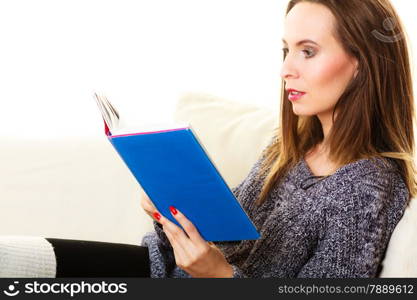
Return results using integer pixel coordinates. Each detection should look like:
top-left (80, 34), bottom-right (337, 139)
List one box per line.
top-left (291, 106), bottom-right (312, 116)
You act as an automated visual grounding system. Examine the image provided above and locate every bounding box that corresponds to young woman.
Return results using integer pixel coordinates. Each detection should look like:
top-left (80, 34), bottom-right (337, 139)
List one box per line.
top-left (139, 0), bottom-right (416, 278)
top-left (47, 0), bottom-right (415, 278)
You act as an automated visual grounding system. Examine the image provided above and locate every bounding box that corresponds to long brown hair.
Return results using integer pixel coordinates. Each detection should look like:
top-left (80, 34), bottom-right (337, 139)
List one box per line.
top-left (256, 0), bottom-right (416, 205)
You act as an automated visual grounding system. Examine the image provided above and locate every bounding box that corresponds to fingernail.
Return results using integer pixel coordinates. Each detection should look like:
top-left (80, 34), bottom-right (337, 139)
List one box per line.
top-left (153, 212), bottom-right (161, 221)
top-left (169, 206), bottom-right (177, 215)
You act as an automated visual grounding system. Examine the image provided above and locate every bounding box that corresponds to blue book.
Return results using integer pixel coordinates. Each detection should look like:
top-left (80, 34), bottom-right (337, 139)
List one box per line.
top-left (93, 93), bottom-right (260, 242)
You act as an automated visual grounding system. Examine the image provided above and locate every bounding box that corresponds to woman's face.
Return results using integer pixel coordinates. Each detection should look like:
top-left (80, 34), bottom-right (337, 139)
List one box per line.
top-left (281, 2), bottom-right (358, 119)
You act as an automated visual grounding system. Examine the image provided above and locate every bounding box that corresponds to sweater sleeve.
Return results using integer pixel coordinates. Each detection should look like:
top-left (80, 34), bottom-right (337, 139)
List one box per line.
top-left (230, 264), bottom-right (248, 278)
top-left (297, 170), bottom-right (408, 278)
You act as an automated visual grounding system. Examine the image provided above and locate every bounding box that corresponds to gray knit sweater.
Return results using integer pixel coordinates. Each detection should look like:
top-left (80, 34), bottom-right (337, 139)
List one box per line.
top-left (141, 149), bottom-right (409, 278)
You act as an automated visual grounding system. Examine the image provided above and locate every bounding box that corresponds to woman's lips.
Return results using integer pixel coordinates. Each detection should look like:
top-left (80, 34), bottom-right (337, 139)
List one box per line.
top-left (287, 89), bottom-right (306, 101)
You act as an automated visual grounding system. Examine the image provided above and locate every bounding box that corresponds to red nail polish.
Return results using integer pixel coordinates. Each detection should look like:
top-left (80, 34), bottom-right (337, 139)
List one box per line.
top-left (169, 206), bottom-right (177, 215)
top-left (153, 212), bottom-right (161, 221)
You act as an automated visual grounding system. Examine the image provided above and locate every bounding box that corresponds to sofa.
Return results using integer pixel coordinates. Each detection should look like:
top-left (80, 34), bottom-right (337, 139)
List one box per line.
top-left (0, 92), bottom-right (416, 277)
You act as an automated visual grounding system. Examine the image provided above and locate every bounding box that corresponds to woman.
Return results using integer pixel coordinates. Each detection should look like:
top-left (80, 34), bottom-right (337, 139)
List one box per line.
top-left (48, 0), bottom-right (415, 278)
top-left (139, 0), bottom-right (416, 278)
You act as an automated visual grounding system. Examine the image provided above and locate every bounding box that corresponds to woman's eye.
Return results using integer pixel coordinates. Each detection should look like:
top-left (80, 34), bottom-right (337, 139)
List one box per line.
top-left (282, 47), bottom-right (315, 59)
top-left (303, 48), bottom-right (315, 58)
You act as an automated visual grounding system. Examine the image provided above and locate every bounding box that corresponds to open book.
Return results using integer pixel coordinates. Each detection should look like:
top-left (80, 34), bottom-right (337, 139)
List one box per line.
top-left (93, 93), bottom-right (260, 242)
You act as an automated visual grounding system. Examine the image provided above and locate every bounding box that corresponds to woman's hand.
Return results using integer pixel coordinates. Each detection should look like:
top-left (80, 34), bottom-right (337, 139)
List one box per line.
top-left (153, 206), bottom-right (233, 278)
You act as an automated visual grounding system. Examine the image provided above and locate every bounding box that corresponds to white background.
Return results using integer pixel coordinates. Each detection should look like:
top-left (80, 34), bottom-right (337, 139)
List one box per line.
top-left (0, 0), bottom-right (415, 139)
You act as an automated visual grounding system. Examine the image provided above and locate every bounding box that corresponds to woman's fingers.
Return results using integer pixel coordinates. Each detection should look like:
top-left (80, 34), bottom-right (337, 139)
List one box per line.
top-left (168, 206), bottom-right (206, 245)
top-left (139, 190), bottom-right (157, 218)
top-left (162, 225), bottom-right (189, 264)
top-left (153, 208), bottom-right (232, 277)
top-left (154, 211), bottom-right (195, 251)
top-left (141, 199), bottom-right (155, 216)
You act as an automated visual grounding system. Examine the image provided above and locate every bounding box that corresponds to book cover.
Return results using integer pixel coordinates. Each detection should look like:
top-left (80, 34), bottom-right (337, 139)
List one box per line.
top-left (94, 93), bottom-right (260, 242)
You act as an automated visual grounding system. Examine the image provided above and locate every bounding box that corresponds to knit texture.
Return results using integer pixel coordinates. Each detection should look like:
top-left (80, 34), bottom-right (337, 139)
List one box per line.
top-left (141, 148), bottom-right (409, 278)
top-left (0, 236), bottom-right (56, 277)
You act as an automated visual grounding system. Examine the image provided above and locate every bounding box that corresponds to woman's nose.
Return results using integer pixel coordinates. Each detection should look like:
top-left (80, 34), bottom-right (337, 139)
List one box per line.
top-left (280, 56), bottom-right (299, 80)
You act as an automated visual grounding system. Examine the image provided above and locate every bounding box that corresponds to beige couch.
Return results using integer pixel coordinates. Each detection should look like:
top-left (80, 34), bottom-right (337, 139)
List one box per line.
top-left (0, 92), bottom-right (416, 277)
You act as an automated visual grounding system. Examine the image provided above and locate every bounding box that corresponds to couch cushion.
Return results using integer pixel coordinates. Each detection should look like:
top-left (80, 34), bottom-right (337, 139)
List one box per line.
top-left (379, 198), bottom-right (417, 277)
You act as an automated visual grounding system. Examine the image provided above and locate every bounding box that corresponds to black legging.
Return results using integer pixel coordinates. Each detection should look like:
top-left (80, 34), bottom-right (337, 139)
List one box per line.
top-left (46, 238), bottom-right (150, 277)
